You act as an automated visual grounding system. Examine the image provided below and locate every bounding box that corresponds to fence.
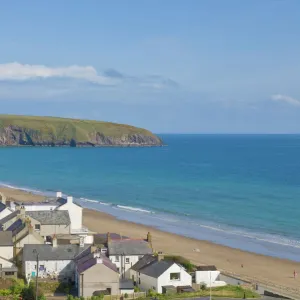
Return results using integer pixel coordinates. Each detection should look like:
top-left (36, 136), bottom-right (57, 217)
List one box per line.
top-left (103, 292), bottom-right (146, 300)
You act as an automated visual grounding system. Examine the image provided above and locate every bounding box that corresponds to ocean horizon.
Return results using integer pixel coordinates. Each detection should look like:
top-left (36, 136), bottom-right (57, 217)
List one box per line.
top-left (1, 134), bottom-right (300, 261)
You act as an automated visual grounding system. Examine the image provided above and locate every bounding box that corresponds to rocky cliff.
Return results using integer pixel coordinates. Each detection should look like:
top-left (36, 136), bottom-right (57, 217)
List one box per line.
top-left (0, 115), bottom-right (163, 147)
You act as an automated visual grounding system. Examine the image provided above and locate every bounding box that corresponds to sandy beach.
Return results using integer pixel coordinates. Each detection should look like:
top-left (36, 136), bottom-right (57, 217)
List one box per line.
top-left (1, 186), bottom-right (300, 297)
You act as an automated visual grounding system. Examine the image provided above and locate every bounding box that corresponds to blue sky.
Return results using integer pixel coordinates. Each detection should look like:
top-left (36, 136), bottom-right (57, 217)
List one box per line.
top-left (0, 1), bottom-right (300, 133)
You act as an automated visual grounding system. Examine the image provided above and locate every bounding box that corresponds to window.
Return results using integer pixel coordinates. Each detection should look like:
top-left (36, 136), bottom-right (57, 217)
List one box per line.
top-left (170, 273), bottom-right (180, 280)
top-left (115, 256), bottom-right (119, 262)
top-left (39, 265), bottom-right (45, 271)
top-left (35, 224), bottom-right (41, 231)
top-left (125, 258), bottom-right (130, 264)
top-left (5, 272), bottom-right (14, 276)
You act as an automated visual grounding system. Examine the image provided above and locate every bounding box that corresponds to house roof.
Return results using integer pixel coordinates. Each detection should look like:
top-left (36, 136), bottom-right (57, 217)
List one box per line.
top-left (108, 239), bottom-right (152, 256)
top-left (138, 260), bottom-right (174, 278)
top-left (0, 211), bottom-right (18, 225)
top-left (6, 219), bottom-right (25, 236)
top-left (0, 202), bottom-right (7, 213)
top-left (26, 210), bottom-right (70, 225)
top-left (56, 197), bottom-right (82, 208)
top-left (120, 279), bottom-right (134, 290)
top-left (131, 254), bottom-right (157, 271)
top-left (0, 231), bottom-right (13, 246)
top-left (94, 233), bottom-right (129, 245)
top-left (15, 201), bottom-right (57, 206)
top-left (23, 244), bottom-right (90, 261)
top-left (76, 253), bottom-right (118, 274)
top-left (196, 265), bottom-right (217, 271)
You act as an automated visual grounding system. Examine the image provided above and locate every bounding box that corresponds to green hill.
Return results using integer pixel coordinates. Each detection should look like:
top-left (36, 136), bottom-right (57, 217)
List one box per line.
top-left (0, 115), bottom-right (163, 147)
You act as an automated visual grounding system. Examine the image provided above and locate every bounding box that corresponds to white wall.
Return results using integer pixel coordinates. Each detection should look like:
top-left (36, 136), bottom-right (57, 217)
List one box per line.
top-left (58, 202), bottom-right (82, 230)
top-left (0, 246), bottom-right (13, 260)
top-left (109, 255), bottom-right (142, 278)
top-left (0, 256), bottom-right (14, 268)
top-left (84, 235), bottom-right (94, 244)
top-left (195, 270), bottom-right (226, 287)
top-left (24, 260), bottom-right (75, 279)
top-left (22, 204), bottom-right (58, 211)
top-left (157, 263), bottom-right (192, 293)
top-left (0, 208), bottom-right (13, 221)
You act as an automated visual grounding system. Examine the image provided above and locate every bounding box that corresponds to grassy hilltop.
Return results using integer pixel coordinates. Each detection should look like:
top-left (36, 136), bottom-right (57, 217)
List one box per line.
top-left (0, 115), bottom-right (163, 147)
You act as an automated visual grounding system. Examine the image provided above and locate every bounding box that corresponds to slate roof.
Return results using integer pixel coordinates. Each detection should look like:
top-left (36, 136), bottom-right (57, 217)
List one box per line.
top-left (138, 260), bottom-right (174, 278)
top-left (108, 239), bottom-right (152, 256)
top-left (76, 252), bottom-right (118, 274)
top-left (0, 211), bottom-right (18, 225)
top-left (94, 233), bottom-right (129, 245)
top-left (26, 210), bottom-right (70, 225)
top-left (120, 279), bottom-right (134, 290)
top-left (0, 202), bottom-right (7, 213)
top-left (131, 254), bottom-right (157, 271)
top-left (0, 231), bottom-right (13, 246)
top-left (56, 197), bottom-right (82, 208)
top-left (23, 244), bottom-right (90, 261)
top-left (6, 219), bottom-right (25, 236)
top-left (196, 265), bottom-right (217, 271)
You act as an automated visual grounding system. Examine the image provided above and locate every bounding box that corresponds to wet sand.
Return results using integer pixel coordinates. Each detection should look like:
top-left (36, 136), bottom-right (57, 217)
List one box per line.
top-left (1, 187), bottom-right (300, 297)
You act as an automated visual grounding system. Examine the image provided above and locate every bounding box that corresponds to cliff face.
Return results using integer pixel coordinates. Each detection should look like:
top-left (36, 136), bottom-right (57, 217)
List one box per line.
top-left (0, 116), bottom-right (163, 147)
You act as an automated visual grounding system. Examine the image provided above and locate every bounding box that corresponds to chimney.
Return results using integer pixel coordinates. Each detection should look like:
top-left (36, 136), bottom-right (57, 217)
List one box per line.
top-left (18, 205), bottom-right (26, 218)
top-left (147, 232), bottom-right (152, 248)
top-left (107, 232), bottom-right (111, 243)
top-left (56, 192), bottom-right (62, 198)
top-left (79, 236), bottom-right (84, 247)
top-left (158, 251), bottom-right (164, 261)
top-left (91, 246), bottom-right (97, 253)
top-left (52, 235), bottom-right (57, 248)
top-left (96, 258), bottom-right (103, 264)
top-left (93, 252), bottom-right (101, 258)
top-left (0, 192), bottom-right (6, 205)
top-left (67, 196), bottom-right (73, 204)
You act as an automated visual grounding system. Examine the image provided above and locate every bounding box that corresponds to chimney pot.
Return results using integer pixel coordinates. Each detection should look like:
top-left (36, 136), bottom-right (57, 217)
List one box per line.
top-left (56, 192), bottom-right (62, 198)
top-left (96, 258), bottom-right (103, 264)
top-left (52, 235), bottom-right (57, 248)
top-left (158, 251), bottom-right (164, 261)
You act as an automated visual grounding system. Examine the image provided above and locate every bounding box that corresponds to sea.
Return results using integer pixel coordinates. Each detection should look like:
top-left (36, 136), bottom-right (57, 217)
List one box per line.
top-left (1, 134), bottom-right (300, 261)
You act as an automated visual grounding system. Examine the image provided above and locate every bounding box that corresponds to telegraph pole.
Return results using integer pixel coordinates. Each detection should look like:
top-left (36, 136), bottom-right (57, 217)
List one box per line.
top-left (33, 250), bottom-right (39, 300)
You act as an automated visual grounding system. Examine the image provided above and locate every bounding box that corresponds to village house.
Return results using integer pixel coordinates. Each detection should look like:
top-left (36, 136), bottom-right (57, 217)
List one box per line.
top-left (75, 251), bottom-right (120, 297)
top-left (22, 240), bottom-right (90, 282)
top-left (195, 265), bottom-right (226, 287)
top-left (130, 254), bottom-right (192, 294)
top-left (0, 232), bottom-right (14, 261)
top-left (0, 211), bottom-right (19, 231)
top-left (107, 236), bottom-right (153, 278)
top-left (0, 231), bottom-right (18, 279)
top-left (26, 210), bottom-right (71, 237)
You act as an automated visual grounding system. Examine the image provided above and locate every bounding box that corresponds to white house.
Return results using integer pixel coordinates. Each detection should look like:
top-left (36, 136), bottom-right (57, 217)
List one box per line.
top-left (0, 256), bottom-right (18, 278)
top-left (108, 239), bottom-right (153, 278)
top-left (0, 202), bottom-right (13, 221)
top-left (195, 266), bottom-right (226, 287)
top-left (130, 255), bottom-right (192, 294)
top-left (14, 202), bottom-right (58, 212)
top-left (57, 196), bottom-right (83, 232)
top-left (23, 241), bottom-right (90, 282)
top-left (0, 231), bottom-right (14, 260)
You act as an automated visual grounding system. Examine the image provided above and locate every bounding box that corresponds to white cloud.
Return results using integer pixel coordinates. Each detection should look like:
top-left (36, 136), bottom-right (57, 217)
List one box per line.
top-left (271, 94), bottom-right (300, 107)
top-left (0, 62), bottom-right (114, 85)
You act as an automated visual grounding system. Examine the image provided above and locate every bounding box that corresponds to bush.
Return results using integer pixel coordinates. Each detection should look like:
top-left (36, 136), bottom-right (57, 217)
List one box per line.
top-left (124, 293), bottom-right (128, 298)
top-left (200, 283), bottom-right (207, 290)
top-left (164, 255), bottom-right (196, 272)
top-left (0, 288), bottom-right (12, 296)
top-left (134, 286), bottom-right (141, 292)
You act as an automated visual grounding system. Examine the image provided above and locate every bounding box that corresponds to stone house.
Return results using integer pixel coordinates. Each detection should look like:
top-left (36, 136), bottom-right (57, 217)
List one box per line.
top-left (23, 242), bottom-right (90, 282)
top-left (75, 251), bottom-right (119, 297)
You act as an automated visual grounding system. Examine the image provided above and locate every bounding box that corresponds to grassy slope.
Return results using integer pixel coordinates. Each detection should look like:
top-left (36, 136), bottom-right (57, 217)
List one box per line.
top-left (0, 114), bottom-right (159, 142)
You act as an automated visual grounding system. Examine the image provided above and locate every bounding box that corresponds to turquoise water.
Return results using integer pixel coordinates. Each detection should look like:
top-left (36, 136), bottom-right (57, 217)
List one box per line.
top-left (1, 134), bottom-right (300, 260)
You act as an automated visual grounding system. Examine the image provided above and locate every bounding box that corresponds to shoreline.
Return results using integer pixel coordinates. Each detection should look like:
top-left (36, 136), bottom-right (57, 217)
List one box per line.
top-left (1, 186), bottom-right (300, 296)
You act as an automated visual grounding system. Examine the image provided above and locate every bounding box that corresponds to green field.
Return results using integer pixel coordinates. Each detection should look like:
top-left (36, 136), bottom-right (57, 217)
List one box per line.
top-left (0, 114), bottom-right (162, 146)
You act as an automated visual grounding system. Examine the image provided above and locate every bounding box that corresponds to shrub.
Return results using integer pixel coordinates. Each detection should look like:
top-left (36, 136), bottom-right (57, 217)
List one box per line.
top-left (0, 288), bottom-right (12, 296)
top-left (134, 286), bottom-right (141, 292)
top-left (200, 283), bottom-right (207, 290)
